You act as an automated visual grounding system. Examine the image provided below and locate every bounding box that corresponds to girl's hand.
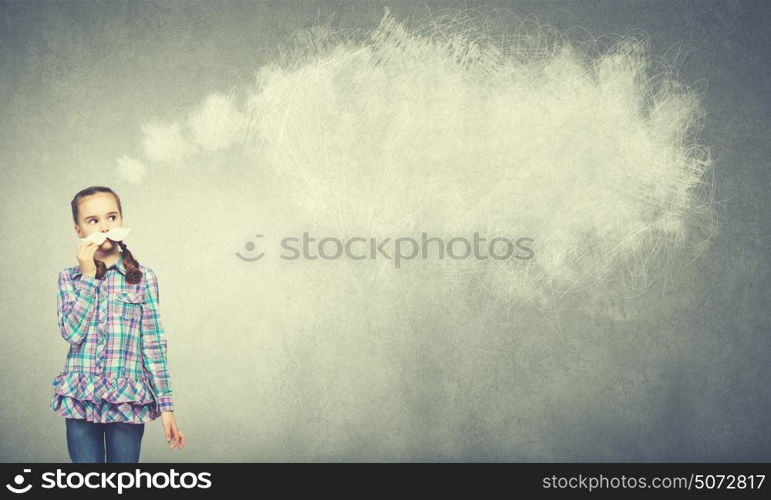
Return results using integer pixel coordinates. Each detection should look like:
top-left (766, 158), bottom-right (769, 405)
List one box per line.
top-left (76, 240), bottom-right (100, 277)
top-left (161, 411), bottom-right (186, 450)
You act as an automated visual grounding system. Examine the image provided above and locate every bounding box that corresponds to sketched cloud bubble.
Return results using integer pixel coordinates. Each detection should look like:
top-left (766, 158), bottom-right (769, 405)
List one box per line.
top-left (120, 91), bottom-right (247, 183)
top-left (241, 7), bottom-right (717, 314)
top-left (188, 91), bottom-right (248, 155)
top-left (124, 7), bottom-right (716, 319)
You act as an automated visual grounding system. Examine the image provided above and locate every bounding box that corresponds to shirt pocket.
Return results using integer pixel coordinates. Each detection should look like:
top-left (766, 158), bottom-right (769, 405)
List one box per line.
top-left (111, 290), bottom-right (145, 324)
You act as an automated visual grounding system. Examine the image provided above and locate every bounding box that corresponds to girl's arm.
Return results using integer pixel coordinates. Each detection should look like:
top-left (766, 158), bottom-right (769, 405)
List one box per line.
top-left (140, 268), bottom-right (174, 412)
top-left (57, 270), bottom-right (98, 345)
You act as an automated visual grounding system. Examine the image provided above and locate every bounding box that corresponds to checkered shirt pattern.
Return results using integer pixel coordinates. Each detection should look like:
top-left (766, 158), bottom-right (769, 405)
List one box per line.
top-left (50, 252), bottom-right (174, 424)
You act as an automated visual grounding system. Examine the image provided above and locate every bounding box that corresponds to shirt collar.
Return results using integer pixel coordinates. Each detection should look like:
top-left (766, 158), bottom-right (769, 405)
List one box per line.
top-left (110, 252), bottom-right (127, 275)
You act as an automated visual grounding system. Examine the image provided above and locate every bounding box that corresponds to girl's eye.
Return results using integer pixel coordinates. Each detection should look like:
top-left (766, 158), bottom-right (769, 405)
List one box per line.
top-left (88, 216), bottom-right (116, 223)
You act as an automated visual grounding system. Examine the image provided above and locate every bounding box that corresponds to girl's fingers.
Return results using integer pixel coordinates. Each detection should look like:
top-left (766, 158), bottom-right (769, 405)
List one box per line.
top-left (164, 421), bottom-right (184, 449)
top-left (169, 426), bottom-right (181, 448)
top-left (172, 429), bottom-right (184, 449)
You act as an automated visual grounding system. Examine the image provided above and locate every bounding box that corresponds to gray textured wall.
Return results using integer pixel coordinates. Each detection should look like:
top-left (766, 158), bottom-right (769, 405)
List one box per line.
top-left (1, 0), bottom-right (769, 462)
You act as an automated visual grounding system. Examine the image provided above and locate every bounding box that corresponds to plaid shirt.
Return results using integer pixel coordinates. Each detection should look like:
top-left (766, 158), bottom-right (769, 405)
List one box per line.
top-left (50, 252), bottom-right (174, 423)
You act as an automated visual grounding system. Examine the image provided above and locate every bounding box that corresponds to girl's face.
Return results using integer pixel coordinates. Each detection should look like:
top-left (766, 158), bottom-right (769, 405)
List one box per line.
top-left (74, 193), bottom-right (123, 254)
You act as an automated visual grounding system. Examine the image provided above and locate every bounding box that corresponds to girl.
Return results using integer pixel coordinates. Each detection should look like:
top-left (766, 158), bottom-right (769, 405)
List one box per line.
top-left (51, 186), bottom-right (186, 462)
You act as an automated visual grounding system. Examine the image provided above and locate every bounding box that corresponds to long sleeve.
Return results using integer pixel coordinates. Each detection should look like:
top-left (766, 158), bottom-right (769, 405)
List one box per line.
top-left (140, 268), bottom-right (174, 412)
top-left (57, 269), bottom-right (98, 346)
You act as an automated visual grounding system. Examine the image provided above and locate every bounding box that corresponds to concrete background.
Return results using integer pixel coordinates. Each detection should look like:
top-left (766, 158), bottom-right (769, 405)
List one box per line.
top-left (1, 0), bottom-right (769, 461)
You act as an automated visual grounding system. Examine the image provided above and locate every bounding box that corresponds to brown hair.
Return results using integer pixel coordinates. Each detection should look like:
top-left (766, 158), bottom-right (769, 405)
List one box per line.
top-left (70, 186), bottom-right (143, 284)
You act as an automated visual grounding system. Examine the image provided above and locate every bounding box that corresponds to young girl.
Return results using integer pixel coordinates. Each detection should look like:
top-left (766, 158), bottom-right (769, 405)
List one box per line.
top-left (51, 186), bottom-right (186, 462)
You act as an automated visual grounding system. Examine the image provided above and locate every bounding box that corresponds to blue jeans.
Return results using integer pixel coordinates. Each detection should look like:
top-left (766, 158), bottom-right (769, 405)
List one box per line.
top-left (65, 418), bottom-right (145, 463)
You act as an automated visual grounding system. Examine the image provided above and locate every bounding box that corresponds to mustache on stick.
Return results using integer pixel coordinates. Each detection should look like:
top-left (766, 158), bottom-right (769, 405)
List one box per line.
top-left (80, 227), bottom-right (132, 245)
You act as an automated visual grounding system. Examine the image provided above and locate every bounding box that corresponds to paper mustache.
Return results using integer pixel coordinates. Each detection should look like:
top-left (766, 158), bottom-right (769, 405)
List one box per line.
top-left (80, 227), bottom-right (131, 245)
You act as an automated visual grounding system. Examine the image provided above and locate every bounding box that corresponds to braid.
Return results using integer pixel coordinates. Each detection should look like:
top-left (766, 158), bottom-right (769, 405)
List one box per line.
top-left (118, 241), bottom-right (143, 284)
top-left (94, 259), bottom-right (108, 281)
